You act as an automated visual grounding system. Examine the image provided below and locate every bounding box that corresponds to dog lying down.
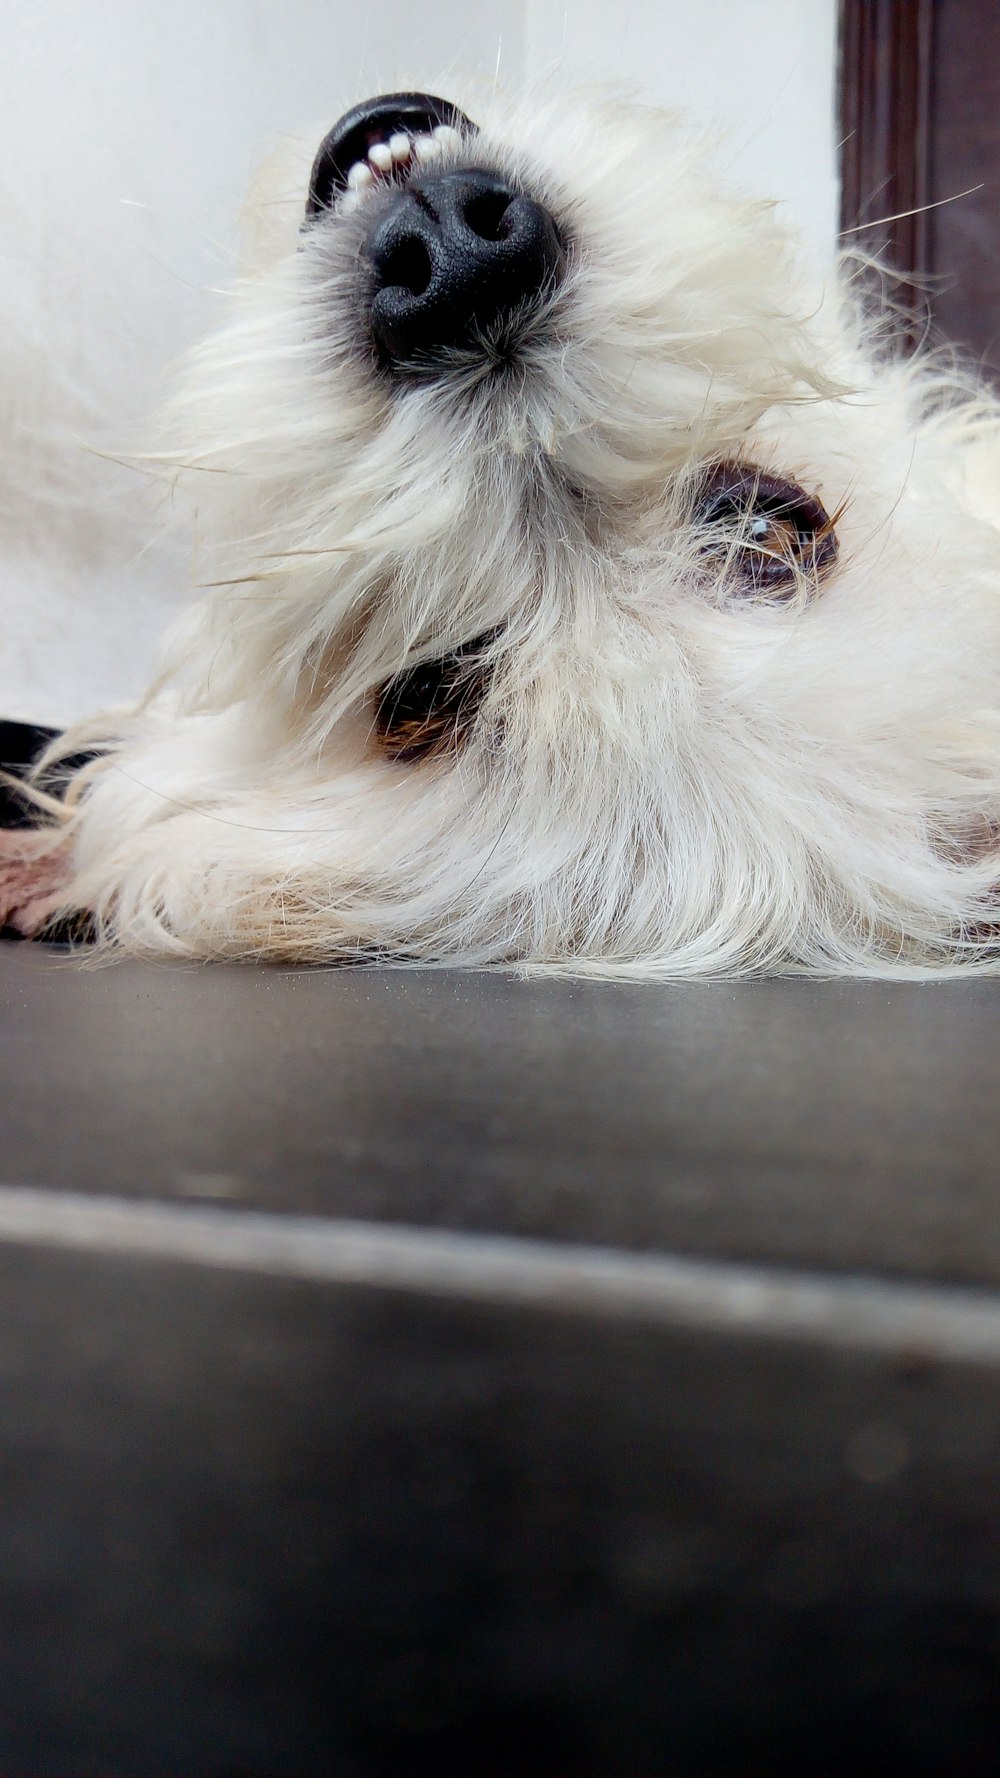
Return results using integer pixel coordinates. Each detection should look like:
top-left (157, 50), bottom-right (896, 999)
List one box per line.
top-left (5, 85), bottom-right (1000, 977)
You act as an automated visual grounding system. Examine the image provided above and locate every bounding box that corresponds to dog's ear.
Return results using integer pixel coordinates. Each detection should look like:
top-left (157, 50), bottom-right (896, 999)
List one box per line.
top-left (235, 136), bottom-right (318, 276)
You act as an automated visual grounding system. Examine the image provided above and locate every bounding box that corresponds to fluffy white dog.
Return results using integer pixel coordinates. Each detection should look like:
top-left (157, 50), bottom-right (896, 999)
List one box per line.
top-left (5, 85), bottom-right (1000, 976)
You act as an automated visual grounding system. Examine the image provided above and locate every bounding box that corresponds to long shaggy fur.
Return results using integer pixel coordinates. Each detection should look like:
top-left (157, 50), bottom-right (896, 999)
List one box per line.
top-left (27, 85), bottom-right (1000, 975)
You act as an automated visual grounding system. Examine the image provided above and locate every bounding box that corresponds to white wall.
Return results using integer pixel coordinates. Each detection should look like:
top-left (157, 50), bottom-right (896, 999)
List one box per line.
top-left (0, 0), bottom-right (839, 725)
top-left (524, 0), bottom-right (839, 266)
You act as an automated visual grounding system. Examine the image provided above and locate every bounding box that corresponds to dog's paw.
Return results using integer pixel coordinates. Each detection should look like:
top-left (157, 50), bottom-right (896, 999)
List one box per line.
top-left (0, 829), bottom-right (85, 942)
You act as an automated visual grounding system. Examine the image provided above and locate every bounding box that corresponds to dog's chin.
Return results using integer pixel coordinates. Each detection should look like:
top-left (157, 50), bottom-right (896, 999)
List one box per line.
top-left (17, 85), bottom-right (1000, 975)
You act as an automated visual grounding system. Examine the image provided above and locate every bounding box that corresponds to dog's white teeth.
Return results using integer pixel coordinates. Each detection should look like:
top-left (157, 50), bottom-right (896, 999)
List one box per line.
top-left (340, 121), bottom-right (457, 211)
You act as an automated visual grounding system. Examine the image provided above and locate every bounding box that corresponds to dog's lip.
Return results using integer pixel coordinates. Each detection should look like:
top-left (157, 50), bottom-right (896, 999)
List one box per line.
top-left (306, 92), bottom-right (476, 218)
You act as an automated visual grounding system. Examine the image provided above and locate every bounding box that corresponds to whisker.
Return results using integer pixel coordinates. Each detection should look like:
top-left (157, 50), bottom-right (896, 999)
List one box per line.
top-left (842, 184), bottom-right (984, 236)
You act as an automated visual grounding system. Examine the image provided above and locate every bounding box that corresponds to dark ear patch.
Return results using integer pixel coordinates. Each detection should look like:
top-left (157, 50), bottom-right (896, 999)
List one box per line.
top-left (374, 635), bottom-right (494, 762)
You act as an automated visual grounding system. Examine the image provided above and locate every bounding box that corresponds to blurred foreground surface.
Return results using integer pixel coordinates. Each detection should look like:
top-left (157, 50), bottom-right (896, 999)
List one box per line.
top-left (1, 944), bottom-right (999, 1776)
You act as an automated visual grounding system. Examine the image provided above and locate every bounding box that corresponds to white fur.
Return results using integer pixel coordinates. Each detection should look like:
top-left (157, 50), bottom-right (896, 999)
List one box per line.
top-left (39, 86), bottom-right (1000, 975)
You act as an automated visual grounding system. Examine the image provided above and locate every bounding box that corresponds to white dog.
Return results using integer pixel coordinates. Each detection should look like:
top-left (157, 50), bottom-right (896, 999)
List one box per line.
top-left (5, 85), bottom-right (1000, 977)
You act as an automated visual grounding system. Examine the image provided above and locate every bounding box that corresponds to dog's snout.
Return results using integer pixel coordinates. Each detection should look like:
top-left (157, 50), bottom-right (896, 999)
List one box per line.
top-left (365, 170), bottom-right (565, 365)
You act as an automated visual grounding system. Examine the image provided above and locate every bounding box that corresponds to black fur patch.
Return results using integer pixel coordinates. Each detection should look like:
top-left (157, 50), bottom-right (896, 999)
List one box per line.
top-left (374, 636), bottom-right (494, 762)
top-left (0, 721), bottom-right (59, 828)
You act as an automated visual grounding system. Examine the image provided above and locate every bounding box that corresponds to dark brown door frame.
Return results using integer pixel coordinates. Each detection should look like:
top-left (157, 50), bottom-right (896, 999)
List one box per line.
top-left (838, 0), bottom-right (935, 335)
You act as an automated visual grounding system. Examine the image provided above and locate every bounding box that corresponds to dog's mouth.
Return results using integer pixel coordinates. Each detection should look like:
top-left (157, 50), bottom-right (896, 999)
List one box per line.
top-left (307, 93), bottom-right (565, 369)
top-left (306, 92), bottom-right (477, 218)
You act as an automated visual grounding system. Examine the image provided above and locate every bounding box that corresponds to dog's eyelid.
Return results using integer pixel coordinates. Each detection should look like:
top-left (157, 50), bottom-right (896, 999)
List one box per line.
top-left (373, 632), bottom-right (498, 762)
top-left (693, 459), bottom-right (839, 600)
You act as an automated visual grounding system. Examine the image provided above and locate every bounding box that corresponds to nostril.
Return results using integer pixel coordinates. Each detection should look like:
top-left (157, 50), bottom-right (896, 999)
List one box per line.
top-left (366, 170), bottom-right (566, 366)
top-left (379, 233), bottom-right (433, 297)
top-left (462, 187), bottom-right (514, 242)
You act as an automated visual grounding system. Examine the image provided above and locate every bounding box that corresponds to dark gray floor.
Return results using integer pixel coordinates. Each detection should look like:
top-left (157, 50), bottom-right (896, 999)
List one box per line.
top-left (2, 943), bottom-right (1000, 1774)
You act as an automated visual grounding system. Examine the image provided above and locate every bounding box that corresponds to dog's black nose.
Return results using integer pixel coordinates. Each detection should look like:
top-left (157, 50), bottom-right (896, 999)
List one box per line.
top-left (365, 169), bottom-right (565, 365)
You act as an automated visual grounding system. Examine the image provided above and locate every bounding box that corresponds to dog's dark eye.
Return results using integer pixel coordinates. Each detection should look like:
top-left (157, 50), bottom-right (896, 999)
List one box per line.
top-left (694, 461), bottom-right (839, 598)
top-left (374, 637), bottom-right (492, 761)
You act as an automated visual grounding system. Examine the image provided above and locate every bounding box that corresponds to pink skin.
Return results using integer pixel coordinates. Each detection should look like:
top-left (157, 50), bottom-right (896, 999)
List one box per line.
top-left (0, 830), bottom-right (74, 937)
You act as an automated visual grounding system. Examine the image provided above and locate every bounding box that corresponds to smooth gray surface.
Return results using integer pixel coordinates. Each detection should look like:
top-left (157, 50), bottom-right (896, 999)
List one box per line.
top-left (0, 1240), bottom-right (998, 1778)
top-left (3, 943), bottom-right (1000, 1774)
top-left (3, 945), bottom-right (1000, 1284)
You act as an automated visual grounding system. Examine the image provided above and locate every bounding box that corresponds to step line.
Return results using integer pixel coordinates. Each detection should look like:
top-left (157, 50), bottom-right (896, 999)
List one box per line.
top-left (0, 1183), bottom-right (999, 1364)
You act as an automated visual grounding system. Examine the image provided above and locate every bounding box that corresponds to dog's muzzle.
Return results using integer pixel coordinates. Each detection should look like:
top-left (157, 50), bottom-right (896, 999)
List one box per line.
top-left (307, 92), bottom-right (565, 367)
